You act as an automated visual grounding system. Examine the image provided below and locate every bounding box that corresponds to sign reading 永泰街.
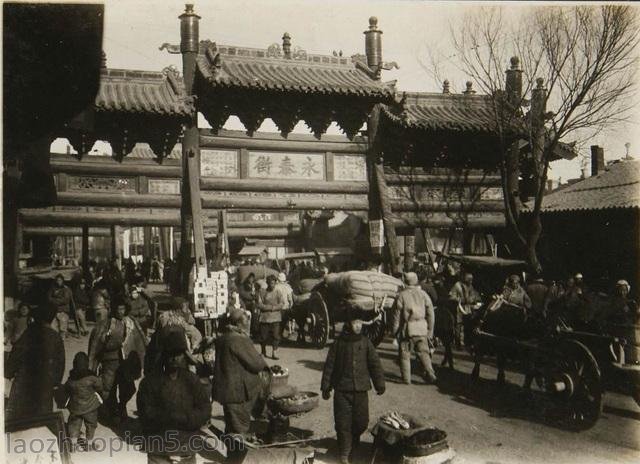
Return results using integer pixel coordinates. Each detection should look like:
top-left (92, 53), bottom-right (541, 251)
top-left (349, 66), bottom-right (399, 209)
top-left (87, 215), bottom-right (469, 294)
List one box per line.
top-left (248, 151), bottom-right (324, 180)
top-left (200, 149), bottom-right (239, 177)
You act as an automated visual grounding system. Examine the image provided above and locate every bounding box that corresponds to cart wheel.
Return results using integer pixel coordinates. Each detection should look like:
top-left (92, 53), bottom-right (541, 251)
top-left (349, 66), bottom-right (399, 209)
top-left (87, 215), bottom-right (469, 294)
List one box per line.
top-left (306, 293), bottom-right (330, 349)
top-left (363, 311), bottom-right (387, 347)
top-left (545, 339), bottom-right (603, 430)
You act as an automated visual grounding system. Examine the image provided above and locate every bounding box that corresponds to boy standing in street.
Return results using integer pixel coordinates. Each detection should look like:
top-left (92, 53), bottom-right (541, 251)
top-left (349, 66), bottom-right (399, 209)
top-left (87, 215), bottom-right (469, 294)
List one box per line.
top-left (321, 310), bottom-right (386, 464)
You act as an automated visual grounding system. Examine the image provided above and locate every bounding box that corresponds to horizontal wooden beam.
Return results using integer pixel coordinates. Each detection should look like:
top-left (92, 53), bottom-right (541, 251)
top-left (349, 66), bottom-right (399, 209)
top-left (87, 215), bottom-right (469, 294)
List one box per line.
top-left (23, 226), bottom-right (112, 237)
top-left (200, 134), bottom-right (367, 154)
top-left (200, 177), bottom-right (369, 194)
top-left (385, 173), bottom-right (501, 186)
top-left (391, 213), bottom-right (506, 230)
top-left (56, 192), bottom-right (182, 208)
top-left (50, 154), bottom-right (181, 178)
top-left (201, 194), bottom-right (369, 211)
top-left (205, 220), bottom-right (300, 229)
top-left (390, 200), bottom-right (505, 213)
top-left (20, 210), bottom-right (181, 227)
top-left (205, 227), bottom-right (301, 239)
top-left (20, 209), bottom-right (302, 229)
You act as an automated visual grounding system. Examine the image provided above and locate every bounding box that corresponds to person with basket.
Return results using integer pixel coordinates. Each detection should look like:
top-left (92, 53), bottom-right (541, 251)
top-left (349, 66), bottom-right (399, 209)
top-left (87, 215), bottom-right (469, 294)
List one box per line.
top-left (321, 307), bottom-right (386, 464)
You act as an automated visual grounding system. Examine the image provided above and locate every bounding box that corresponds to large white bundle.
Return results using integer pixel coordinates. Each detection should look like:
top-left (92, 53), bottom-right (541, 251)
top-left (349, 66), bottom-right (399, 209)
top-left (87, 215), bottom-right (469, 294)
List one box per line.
top-left (324, 271), bottom-right (403, 309)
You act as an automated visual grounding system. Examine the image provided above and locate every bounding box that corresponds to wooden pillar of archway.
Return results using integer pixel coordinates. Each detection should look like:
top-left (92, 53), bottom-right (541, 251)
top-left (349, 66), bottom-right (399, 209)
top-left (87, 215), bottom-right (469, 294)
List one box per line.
top-left (176, 5), bottom-right (206, 296)
top-left (366, 104), bottom-right (400, 274)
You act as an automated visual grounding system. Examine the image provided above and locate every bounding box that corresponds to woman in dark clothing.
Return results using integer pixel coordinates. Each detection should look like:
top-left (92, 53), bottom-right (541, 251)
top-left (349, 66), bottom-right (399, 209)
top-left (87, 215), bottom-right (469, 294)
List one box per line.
top-left (5, 305), bottom-right (65, 421)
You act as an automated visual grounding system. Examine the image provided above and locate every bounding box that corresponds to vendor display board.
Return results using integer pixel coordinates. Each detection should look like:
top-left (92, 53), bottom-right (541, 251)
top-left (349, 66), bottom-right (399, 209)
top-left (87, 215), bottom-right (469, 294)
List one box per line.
top-left (193, 270), bottom-right (228, 319)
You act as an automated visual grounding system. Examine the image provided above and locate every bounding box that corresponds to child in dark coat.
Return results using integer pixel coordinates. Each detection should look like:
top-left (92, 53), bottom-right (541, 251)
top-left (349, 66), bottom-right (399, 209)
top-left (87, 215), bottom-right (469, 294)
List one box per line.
top-left (64, 352), bottom-right (103, 449)
top-left (321, 312), bottom-right (386, 464)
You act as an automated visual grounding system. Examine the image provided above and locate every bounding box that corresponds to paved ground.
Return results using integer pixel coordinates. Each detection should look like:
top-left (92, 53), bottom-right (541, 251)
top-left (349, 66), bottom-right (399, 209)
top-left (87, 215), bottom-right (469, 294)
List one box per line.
top-left (42, 319), bottom-right (639, 464)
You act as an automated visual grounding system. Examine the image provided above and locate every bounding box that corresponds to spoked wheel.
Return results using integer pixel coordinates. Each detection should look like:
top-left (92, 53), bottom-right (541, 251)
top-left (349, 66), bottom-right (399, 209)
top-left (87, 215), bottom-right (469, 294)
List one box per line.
top-left (544, 339), bottom-right (603, 430)
top-left (305, 292), bottom-right (330, 349)
top-left (362, 310), bottom-right (387, 347)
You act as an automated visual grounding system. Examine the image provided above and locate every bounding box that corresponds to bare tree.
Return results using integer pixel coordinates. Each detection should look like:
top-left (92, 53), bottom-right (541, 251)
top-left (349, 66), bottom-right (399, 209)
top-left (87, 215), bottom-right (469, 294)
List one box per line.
top-left (429, 5), bottom-right (639, 272)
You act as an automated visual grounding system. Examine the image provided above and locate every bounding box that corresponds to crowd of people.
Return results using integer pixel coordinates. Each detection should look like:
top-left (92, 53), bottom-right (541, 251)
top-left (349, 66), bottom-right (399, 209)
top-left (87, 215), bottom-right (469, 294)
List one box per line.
top-left (3, 252), bottom-right (639, 463)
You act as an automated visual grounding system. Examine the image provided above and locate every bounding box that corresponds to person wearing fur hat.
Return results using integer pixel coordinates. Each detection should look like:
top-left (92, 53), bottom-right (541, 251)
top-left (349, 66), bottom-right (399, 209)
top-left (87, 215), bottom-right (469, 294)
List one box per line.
top-left (137, 331), bottom-right (211, 464)
top-left (63, 352), bottom-right (103, 450)
top-left (321, 308), bottom-right (385, 464)
top-left (213, 308), bottom-right (269, 439)
top-left (392, 272), bottom-right (437, 384)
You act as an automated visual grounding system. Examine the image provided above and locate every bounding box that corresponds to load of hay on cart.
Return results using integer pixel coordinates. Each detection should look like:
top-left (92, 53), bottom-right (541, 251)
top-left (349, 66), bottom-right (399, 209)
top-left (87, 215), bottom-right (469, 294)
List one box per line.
top-left (290, 270), bottom-right (403, 348)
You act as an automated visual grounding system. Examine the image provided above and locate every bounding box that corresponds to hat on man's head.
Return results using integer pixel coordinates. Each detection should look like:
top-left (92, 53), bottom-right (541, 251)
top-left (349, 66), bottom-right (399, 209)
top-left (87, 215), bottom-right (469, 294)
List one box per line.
top-left (163, 331), bottom-right (188, 356)
top-left (575, 273), bottom-right (584, 280)
top-left (278, 272), bottom-right (287, 283)
top-left (404, 272), bottom-right (419, 286)
top-left (227, 307), bottom-right (246, 326)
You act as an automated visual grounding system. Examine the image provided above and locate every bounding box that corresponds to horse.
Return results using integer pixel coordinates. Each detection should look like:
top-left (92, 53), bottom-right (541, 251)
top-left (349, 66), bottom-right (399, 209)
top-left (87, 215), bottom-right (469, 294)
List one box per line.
top-left (467, 296), bottom-right (531, 386)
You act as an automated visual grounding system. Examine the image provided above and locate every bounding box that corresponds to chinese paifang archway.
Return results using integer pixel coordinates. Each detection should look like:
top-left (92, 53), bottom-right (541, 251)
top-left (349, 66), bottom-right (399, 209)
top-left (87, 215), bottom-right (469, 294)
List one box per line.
top-left (16, 6), bottom-right (574, 294)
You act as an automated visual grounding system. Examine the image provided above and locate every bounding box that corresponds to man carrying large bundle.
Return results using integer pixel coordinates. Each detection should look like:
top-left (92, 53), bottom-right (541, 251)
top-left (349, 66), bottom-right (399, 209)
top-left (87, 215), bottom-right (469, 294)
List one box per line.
top-left (391, 272), bottom-right (437, 385)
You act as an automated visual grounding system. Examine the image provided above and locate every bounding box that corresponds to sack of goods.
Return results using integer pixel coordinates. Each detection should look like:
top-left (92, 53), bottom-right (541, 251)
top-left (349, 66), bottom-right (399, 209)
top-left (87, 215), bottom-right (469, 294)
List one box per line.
top-left (296, 278), bottom-right (323, 295)
top-left (324, 271), bottom-right (403, 310)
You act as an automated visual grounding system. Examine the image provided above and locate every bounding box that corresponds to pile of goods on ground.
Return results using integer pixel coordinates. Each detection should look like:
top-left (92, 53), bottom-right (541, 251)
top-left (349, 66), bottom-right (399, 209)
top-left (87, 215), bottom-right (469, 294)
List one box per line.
top-left (324, 271), bottom-right (403, 310)
top-left (372, 413), bottom-right (450, 458)
top-left (380, 411), bottom-right (411, 430)
top-left (270, 365), bottom-right (289, 377)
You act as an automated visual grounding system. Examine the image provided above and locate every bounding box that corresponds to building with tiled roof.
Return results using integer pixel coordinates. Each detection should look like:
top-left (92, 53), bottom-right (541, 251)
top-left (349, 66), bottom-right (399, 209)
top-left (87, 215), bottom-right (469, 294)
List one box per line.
top-left (536, 148), bottom-right (639, 289)
top-left (196, 42), bottom-right (395, 98)
top-left (62, 64), bottom-right (192, 161)
top-left (95, 67), bottom-right (193, 117)
top-left (542, 159), bottom-right (640, 212)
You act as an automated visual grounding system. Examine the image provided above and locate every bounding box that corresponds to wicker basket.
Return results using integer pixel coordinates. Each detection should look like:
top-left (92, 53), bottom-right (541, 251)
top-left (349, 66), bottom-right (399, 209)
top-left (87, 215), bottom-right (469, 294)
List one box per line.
top-left (402, 428), bottom-right (448, 457)
top-left (270, 391), bottom-right (319, 415)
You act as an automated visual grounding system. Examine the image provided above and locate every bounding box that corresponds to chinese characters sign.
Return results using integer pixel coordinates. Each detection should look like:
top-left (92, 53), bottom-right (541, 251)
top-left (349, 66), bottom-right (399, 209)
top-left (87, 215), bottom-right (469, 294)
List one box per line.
top-left (148, 179), bottom-right (181, 194)
top-left (248, 151), bottom-right (324, 180)
top-left (201, 149), bottom-right (239, 177)
top-left (334, 155), bottom-right (367, 181)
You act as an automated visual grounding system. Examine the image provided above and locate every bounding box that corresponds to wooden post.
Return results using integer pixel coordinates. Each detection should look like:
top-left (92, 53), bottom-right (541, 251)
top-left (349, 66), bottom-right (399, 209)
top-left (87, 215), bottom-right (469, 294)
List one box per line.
top-left (404, 232), bottom-right (415, 271)
top-left (110, 225), bottom-right (117, 259)
top-left (82, 224), bottom-right (89, 276)
top-left (176, 4), bottom-right (206, 295)
top-left (143, 226), bottom-right (153, 257)
top-left (367, 104), bottom-right (400, 273)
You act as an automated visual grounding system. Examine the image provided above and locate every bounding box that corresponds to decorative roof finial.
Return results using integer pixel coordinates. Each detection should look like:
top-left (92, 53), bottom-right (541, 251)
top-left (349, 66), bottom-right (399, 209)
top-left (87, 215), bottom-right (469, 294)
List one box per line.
top-left (463, 81), bottom-right (476, 95)
top-left (536, 77), bottom-right (545, 89)
top-left (100, 51), bottom-right (107, 69)
top-left (364, 16), bottom-right (383, 79)
top-left (510, 56), bottom-right (520, 70)
top-left (443, 79), bottom-right (450, 94)
top-left (282, 32), bottom-right (291, 59)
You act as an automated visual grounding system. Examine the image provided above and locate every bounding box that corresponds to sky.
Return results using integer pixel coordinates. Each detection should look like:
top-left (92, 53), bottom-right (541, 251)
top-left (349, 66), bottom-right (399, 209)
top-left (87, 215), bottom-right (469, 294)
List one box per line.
top-left (59, 0), bottom-right (640, 181)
